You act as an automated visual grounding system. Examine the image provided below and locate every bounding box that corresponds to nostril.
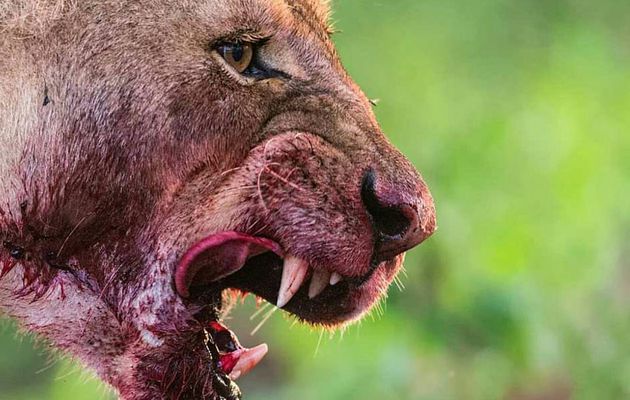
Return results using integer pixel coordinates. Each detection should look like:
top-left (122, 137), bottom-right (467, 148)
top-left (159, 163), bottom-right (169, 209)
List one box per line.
top-left (360, 170), bottom-right (411, 240)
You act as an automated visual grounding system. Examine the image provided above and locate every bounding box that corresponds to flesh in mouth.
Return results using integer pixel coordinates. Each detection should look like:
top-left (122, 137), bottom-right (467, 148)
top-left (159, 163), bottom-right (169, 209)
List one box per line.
top-left (206, 321), bottom-right (268, 381)
top-left (176, 231), bottom-right (348, 381)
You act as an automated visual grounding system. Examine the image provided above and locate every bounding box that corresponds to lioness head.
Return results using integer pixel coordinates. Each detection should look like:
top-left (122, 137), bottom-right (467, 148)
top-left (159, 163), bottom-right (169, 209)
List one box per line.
top-left (0, 0), bottom-right (436, 398)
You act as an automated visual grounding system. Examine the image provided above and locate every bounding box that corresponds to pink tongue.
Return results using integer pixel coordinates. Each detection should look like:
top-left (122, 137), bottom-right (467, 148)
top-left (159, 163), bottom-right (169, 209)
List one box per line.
top-left (175, 232), bottom-right (283, 297)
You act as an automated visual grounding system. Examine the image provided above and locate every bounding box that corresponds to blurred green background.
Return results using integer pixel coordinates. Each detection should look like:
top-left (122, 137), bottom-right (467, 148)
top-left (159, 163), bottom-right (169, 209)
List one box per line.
top-left (1, 0), bottom-right (629, 399)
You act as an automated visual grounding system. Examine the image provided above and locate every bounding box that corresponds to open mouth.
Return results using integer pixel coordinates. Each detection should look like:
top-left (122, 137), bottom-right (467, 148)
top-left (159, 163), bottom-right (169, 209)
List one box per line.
top-left (173, 231), bottom-right (383, 398)
top-left (163, 133), bottom-right (436, 399)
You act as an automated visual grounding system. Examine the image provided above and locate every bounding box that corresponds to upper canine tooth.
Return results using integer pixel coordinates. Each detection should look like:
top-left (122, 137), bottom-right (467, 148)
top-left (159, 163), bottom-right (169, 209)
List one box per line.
top-left (308, 270), bottom-right (331, 299)
top-left (277, 256), bottom-right (309, 308)
top-left (330, 272), bottom-right (342, 285)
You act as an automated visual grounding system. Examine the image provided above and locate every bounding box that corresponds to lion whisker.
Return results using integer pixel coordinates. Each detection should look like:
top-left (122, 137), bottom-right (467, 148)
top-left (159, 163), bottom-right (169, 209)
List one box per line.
top-left (250, 305), bottom-right (277, 335)
top-left (393, 275), bottom-right (405, 292)
top-left (56, 212), bottom-right (93, 258)
top-left (219, 185), bottom-right (258, 194)
top-left (314, 328), bottom-right (325, 357)
top-left (256, 166), bottom-right (271, 213)
top-left (264, 166), bottom-right (305, 192)
top-left (249, 301), bottom-right (270, 321)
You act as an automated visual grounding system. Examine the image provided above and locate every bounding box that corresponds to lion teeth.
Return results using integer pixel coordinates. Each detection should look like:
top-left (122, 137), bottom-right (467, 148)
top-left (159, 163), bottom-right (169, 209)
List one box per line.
top-left (229, 343), bottom-right (268, 381)
top-left (277, 256), bottom-right (309, 308)
top-left (329, 272), bottom-right (342, 285)
top-left (308, 270), bottom-right (331, 299)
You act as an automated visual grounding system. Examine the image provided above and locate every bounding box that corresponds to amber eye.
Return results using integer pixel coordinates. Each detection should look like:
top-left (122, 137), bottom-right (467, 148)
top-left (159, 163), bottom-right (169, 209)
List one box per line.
top-left (217, 42), bottom-right (254, 74)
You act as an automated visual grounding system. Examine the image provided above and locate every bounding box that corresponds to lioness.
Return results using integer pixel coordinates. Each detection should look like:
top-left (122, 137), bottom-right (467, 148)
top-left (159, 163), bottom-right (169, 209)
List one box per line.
top-left (0, 0), bottom-right (436, 399)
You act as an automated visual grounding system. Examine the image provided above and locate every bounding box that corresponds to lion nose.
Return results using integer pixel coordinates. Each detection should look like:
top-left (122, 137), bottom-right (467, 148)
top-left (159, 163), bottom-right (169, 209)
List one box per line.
top-left (361, 169), bottom-right (435, 262)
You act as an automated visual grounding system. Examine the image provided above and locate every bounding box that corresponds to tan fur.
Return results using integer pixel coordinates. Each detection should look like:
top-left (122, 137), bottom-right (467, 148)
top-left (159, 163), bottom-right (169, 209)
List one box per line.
top-left (0, 1), bottom-right (435, 399)
top-left (0, 0), bottom-right (78, 37)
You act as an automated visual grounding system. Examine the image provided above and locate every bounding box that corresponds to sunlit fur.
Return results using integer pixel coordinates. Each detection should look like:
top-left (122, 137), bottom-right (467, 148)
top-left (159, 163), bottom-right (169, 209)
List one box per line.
top-left (0, 1), bottom-right (435, 399)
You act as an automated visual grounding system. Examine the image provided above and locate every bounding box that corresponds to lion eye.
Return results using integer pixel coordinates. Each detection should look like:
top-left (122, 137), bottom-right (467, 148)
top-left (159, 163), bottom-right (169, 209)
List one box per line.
top-left (217, 42), bottom-right (254, 74)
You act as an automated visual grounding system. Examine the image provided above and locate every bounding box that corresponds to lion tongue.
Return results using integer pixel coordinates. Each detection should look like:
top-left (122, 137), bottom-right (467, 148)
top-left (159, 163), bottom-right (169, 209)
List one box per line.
top-left (175, 232), bottom-right (283, 297)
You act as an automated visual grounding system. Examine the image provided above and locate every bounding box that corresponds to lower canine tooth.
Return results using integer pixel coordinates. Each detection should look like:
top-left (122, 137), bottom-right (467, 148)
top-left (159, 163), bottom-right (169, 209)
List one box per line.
top-left (308, 270), bottom-right (331, 298)
top-left (229, 343), bottom-right (268, 381)
top-left (330, 272), bottom-right (342, 285)
top-left (277, 256), bottom-right (309, 308)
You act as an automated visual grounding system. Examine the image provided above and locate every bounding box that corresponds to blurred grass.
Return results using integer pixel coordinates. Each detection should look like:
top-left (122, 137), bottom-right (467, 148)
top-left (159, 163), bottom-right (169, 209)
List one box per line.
top-left (1, 0), bottom-right (629, 399)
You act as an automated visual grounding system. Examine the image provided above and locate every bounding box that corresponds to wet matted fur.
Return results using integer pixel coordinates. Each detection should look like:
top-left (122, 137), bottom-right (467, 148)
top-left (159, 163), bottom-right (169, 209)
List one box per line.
top-left (0, 1), bottom-right (436, 399)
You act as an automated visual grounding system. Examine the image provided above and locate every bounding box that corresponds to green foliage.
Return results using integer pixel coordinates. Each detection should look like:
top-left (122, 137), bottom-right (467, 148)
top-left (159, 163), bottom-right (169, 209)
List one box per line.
top-left (1, 0), bottom-right (628, 398)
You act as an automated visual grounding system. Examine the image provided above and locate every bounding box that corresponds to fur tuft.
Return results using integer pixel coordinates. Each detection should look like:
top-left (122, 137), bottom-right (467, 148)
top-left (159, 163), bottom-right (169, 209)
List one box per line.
top-left (0, 0), bottom-right (78, 38)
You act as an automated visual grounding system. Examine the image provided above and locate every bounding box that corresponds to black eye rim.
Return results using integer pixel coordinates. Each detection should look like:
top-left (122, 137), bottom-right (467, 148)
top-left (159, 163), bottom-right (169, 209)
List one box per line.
top-left (213, 40), bottom-right (290, 81)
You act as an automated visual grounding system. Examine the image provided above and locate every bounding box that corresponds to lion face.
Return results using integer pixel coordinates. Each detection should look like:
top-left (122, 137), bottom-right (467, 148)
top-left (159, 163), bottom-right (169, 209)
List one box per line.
top-left (0, 1), bottom-right (435, 398)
